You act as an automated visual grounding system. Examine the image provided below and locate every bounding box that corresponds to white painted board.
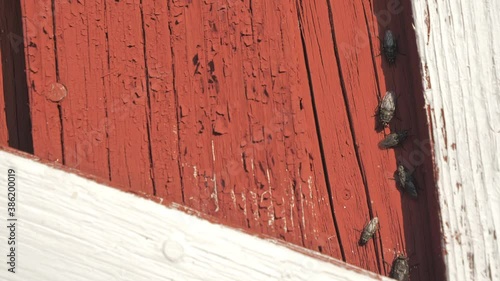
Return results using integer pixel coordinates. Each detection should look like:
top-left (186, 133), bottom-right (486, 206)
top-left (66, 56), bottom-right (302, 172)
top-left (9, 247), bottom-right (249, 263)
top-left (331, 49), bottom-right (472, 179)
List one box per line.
top-left (0, 150), bottom-right (390, 281)
top-left (411, 0), bottom-right (500, 280)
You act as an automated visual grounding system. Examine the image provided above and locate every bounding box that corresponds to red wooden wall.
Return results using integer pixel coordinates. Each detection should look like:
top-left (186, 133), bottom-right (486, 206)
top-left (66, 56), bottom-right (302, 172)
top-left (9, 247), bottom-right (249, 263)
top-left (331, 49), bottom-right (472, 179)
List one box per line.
top-left (1, 0), bottom-right (445, 280)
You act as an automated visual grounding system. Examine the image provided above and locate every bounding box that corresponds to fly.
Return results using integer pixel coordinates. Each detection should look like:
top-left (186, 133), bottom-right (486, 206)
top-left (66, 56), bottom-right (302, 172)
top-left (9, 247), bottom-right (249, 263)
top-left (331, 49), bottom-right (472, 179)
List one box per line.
top-left (359, 217), bottom-right (379, 245)
top-left (382, 30), bottom-right (398, 65)
top-left (378, 91), bottom-right (396, 127)
top-left (379, 130), bottom-right (408, 149)
top-left (390, 254), bottom-right (410, 281)
top-left (395, 165), bottom-right (418, 198)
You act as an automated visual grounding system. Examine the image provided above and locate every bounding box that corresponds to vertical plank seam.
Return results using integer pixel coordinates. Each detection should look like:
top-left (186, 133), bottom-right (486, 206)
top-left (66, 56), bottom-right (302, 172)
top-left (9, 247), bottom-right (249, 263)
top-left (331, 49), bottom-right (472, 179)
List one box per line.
top-left (167, 0), bottom-right (185, 203)
top-left (103, 0), bottom-right (113, 182)
top-left (10, 1), bottom-right (32, 152)
top-left (295, 0), bottom-right (344, 259)
top-left (360, 1), bottom-right (384, 273)
top-left (361, 1), bottom-right (382, 100)
top-left (325, 0), bottom-right (379, 261)
top-left (139, 0), bottom-right (157, 196)
top-left (51, 0), bottom-right (65, 164)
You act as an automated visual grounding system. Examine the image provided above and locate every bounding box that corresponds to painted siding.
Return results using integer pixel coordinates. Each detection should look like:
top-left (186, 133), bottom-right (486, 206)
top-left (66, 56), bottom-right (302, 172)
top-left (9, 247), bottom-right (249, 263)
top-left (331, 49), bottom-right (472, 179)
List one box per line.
top-left (0, 148), bottom-right (391, 281)
top-left (5, 0), bottom-right (444, 279)
top-left (411, 0), bottom-right (500, 280)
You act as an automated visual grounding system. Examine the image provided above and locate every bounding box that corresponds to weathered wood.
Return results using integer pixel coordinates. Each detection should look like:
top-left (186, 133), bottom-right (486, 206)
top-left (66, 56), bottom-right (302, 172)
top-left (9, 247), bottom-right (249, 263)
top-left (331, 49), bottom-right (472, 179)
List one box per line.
top-left (167, 0), bottom-right (342, 257)
top-left (51, 0), bottom-right (110, 179)
top-left (297, 0), bottom-right (442, 278)
top-left (0, 148), bottom-right (391, 281)
top-left (411, 0), bottom-right (500, 280)
top-left (296, 0), bottom-right (377, 271)
top-left (21, 0), bottom-right (61, 161)
top-left (142, 0), bottom-right (183, 202)
top-left (18, 0), bottom-right (442, 279)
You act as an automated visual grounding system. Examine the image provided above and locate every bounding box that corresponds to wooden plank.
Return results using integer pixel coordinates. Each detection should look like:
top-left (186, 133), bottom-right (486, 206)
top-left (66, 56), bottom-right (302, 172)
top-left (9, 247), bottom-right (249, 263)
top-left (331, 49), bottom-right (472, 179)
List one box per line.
top-left (0, 148), bottom-right (391, 281)
top-left (22, 0), bottom-right (162, 193)
top-left (103, 0), bottom-right (154, 193)
top-left (167, 0), bottom-right (342, 257)
top-left (142, 0), bottom-right (183, 201)
top-left (295, 0), bottom-right (377, 272)
top-left (16, 1), bottom-right (450, 279)
top-left (21, 0), bottom-right (62, 161)
top-left (51, 0), bottom-right (109, 179)
top-left (411, 0), bottom-right (500, 280)
top-left (298, 0), bottom-right (444, 278)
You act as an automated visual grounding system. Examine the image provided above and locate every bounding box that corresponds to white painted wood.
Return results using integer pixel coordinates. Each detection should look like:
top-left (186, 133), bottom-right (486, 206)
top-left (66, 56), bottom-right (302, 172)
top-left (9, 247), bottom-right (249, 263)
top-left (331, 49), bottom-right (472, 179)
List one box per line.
top-left (411, 0), bottom-right (500, 280)
top-left (0, 150), bottom-right (391, 281)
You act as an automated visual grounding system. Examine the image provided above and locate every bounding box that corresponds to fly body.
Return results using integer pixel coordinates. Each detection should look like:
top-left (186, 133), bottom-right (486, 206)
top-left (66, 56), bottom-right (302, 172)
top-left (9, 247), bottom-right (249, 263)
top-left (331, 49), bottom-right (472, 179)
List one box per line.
top-left (379, 91), bottom-right (396, 127)
top-left (382, 30), bottom-right (398, 64)
top-left (359, 217), bottom-right (379, 245)
top-left (379, 130), bottom-right (408, 149)
top-left (396, 165), bottom-right (418, 198)
top-left (390, 255), bottom-right (410, 281)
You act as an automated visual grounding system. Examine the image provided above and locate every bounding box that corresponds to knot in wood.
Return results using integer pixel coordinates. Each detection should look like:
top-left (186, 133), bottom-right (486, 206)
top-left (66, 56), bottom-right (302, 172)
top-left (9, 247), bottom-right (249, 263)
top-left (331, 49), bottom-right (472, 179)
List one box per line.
top-left (343, 188), bottom-right (352, 200)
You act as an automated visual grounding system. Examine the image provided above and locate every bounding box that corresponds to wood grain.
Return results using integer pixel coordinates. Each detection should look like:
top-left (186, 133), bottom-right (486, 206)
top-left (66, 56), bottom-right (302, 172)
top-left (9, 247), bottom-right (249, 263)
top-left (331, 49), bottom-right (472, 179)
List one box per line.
top-left (411, 0), bottom-right (500, 280)
top-left (17, 0), bottom-right (444, 279)
top-left (51, 0), bottom-right (110, 179)
top-left (0, 148), bottom-right (394, 281)
top-left (21, 0), bottom-right (61, 161)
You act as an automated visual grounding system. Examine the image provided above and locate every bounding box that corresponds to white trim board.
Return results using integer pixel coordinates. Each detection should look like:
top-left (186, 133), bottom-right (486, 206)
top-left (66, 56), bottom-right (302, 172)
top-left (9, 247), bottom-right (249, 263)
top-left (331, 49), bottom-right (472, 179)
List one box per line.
top-left (0, 150), bottom-right (390, 281)
top-left (411, 0), bottom-right (500, 280)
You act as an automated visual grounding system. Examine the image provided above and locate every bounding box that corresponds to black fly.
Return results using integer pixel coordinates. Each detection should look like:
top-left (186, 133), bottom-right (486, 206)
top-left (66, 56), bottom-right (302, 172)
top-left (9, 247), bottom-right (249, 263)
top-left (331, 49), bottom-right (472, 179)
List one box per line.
top-left (378, 130), bottom-right (408, 149)
top-left (395, 165), bottom-right (418, 198)
top-left (359, 217), bottom-right (379, 246)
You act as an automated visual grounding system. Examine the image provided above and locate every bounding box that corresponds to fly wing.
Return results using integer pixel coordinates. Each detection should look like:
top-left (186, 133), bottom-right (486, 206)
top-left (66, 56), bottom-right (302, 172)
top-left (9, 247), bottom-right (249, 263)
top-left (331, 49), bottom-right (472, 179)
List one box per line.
top-left (379, 133), bottom-right (398, 148)
top-left (405, 176), bottom-right (418, 198)
top-left (360, 217), bottom-right (379, 245)
top-left (381, 91), bottom-right (396, 112)
top-left (384, 30), bottom-right (396, 49)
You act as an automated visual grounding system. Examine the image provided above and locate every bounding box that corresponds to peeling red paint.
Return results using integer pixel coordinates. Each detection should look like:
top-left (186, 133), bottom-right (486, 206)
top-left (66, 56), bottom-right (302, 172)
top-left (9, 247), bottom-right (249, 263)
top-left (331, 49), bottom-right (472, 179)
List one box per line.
top-left (425, 4), bottom-right (431, 45)
top-left (424, 62), bottom-right (432, 89)
top-left (441, 108), bottom-right (448, 148)
top-left (8, 0), bottom-right (446, 280)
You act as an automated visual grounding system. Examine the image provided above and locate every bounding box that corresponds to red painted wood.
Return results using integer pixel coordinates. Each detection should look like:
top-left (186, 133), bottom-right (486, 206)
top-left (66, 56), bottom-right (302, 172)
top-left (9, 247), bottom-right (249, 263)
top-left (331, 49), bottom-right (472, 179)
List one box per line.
top-left (104, 1), bottom-right (156, 193)
top-left (167, 0), bottom-right (341, 256)
top-left (143, 0), bottom-right (183, 202)
top-left (51, 0), bottom-right (110, 180)
top-left (17, 0), bottom-right (444, 280)
top-left (21, 0), bottom-right (62, 161)
top-left (296, 0), bottom-right (379, 272)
